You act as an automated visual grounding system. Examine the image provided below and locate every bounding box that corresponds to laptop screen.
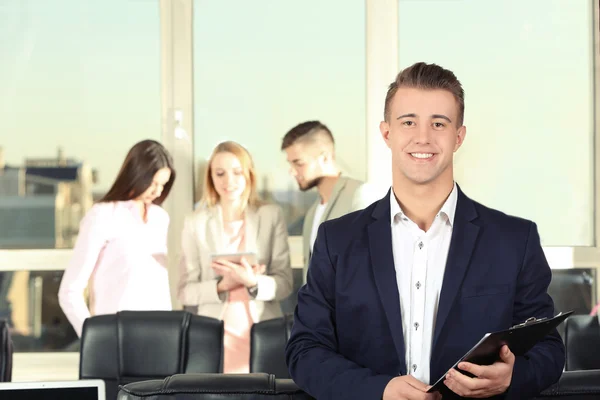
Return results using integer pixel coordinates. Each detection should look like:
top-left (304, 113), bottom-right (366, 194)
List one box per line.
top-left (0, 380), bottom-right (105, 400)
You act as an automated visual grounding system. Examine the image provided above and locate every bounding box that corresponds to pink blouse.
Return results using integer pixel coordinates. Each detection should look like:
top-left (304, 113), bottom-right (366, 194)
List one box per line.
top-left (220, 219), bottom-right (253, 373)
top-left (58, 200), bottom-right (172, 337)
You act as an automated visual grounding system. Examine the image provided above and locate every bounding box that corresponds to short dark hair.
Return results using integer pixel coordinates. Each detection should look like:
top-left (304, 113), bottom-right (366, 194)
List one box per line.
top-left (281, 120), bottom-right (334, 150)
top-left (384, 62), bottom-right (465, 126)
top-left (99, 139), bottom-right (175, 205)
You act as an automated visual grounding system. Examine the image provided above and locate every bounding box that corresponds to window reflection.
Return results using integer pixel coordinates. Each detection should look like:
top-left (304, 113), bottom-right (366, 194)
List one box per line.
top-left (193, 0), bottom-right (367, 234)
top-left (0, 149), bottom-right (96, 249)
top-left (0, 0), bottom-right (161, 249)
top-left (1, 271), bottom-right (78, 352)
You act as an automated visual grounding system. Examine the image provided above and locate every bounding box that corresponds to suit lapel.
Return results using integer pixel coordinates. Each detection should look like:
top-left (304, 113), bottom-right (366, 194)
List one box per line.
top-left (368, 192), bottom-right (407, 374)
top-left (321, 176), bottom-right (347, 221)
top-left (206, 206), bottom-right (224, 252)
top-left (244, 207), bottom-right (260, 256)
top-left (432, 188), bottom-right (480, 356)
top-left (304, 176), bottom-right (348, 263)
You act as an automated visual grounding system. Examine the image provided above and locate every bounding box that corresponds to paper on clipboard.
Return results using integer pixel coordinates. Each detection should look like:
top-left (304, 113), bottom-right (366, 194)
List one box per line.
top-left (428, 310), bottom-right (573, 393)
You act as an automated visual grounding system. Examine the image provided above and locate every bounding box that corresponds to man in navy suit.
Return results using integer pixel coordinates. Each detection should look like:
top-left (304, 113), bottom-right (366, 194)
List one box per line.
top-left (285, 62), bottom-right (564, 399)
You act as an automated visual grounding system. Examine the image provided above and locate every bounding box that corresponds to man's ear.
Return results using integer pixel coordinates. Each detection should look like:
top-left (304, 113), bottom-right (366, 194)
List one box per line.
top-left (320, 150), bottom-right (332, 164)
top-left (454, 125), bottom-right (466, 152)
top-left (380, 120), bottom-right (391, 148)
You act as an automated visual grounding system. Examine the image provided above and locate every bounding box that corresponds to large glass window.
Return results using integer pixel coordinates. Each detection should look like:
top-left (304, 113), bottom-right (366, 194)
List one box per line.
top-left (193, 0), bottom-right (367, 235)
top-left (0, 0), bottom-right (161, 351)
top-left (398, 0), bottom-right (594, 246)
top-left (0, 0), bottom-right (162, 250)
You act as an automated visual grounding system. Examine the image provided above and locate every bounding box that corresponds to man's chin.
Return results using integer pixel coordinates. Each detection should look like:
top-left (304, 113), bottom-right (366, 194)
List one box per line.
top-left (298, 178), bottom-right (321, 192)
top-left (404, 173), bottom-right (440, 186)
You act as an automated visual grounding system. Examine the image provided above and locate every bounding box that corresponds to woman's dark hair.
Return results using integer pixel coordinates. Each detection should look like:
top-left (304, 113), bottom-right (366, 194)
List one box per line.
top-left (99, 139), bottom-right (176, 205)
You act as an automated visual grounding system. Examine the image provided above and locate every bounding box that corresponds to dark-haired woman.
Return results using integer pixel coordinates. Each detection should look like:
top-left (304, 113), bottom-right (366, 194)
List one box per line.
top-left (59, 139), bottom-right (176, 337)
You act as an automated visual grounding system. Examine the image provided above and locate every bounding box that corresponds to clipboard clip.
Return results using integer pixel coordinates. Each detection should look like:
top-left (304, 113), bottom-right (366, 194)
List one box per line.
top-left (510, 316), bottom-right (547, 330)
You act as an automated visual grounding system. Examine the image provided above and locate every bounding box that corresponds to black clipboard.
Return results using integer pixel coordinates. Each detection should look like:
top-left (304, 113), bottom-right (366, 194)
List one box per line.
top-left (428, 310), bottom-right (573, 393)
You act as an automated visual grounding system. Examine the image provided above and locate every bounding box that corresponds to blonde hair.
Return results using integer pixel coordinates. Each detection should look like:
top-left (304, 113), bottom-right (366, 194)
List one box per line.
top-left (201, 141), bottom-right (261, 209)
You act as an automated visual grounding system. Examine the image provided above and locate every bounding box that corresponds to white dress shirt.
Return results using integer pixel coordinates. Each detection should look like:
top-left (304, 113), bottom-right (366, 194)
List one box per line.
top-left (310, 202), bottom-right (327, 253)
top-left (390, 182), bottom-right (458, 384)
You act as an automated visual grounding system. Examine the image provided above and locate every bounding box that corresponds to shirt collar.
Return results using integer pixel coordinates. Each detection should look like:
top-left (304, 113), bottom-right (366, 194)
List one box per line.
top-left (390, 182), bottom-right (458, 227)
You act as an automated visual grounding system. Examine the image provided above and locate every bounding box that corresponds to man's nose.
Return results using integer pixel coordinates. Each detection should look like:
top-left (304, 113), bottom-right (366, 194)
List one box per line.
top-left (415, 124), bottom-right (432, 144)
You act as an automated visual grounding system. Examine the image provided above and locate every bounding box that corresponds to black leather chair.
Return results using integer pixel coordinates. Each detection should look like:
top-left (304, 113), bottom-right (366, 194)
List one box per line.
top-left (250, 314), bottom-right (293, 378)
top-left (547, 268), bottom-right (596, 339)
top-left (117, 371), bottom-right (600, 400)
top-left (0, 320), bottom-right (12, 382)
top-left (564, 315), bottom-right (600, 371)
top-left (118, 373), bottom-right (314, 400)
top-left (537, 370), bottom-right (600, 399)
top-left (80, 311), bottom-right (223, 400)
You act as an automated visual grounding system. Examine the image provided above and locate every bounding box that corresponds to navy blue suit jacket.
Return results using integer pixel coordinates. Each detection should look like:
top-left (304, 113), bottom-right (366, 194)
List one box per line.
top-left (286, 187), bottom-right (565, 399)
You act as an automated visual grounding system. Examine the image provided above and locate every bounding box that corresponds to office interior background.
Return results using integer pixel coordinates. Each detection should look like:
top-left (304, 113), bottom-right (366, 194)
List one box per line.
top-left (0, 0), bottom-right (598, 382)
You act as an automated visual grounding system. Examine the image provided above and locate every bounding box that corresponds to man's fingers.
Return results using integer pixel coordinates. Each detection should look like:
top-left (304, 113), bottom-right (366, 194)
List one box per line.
top-left (457, 361), bottom-right (485, 378)
top-left (447, 369), bottom-right (487, 391)
top-left (403, 374), bottom-right (429, 391)
top-left (499, 345), bottom-right (515, 364)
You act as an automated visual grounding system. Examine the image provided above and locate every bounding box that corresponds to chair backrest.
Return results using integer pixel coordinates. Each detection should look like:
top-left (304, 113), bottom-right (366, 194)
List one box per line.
top-left (0, 320), bottom-right (12, 382)
top-left (117, 371), bottom-right (600, 400)
top-left (536, 370), bottom-right (600, 399)
top-left (548, 269), bottom-right (596, 338)
top-left (117, 373), bottom-right (314, 400)
top-left (564, 315), bottom-right (600, 371)
top-left (80, 311), bottom-right (223, 400)
top-left (250, 314), bottom-right (293, 378)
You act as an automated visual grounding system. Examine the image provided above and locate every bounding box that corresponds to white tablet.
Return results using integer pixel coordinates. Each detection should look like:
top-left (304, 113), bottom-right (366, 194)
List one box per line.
top-left (210, 251), bottom-right (258, 266)
top-left (0, 379), bottom-right (106, 400)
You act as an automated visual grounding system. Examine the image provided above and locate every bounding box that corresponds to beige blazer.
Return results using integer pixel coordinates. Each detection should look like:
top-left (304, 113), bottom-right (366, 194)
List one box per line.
top-left (302, 176), bottom-right (376, 282)
top-left (178, 203), bottom-right (293, 322)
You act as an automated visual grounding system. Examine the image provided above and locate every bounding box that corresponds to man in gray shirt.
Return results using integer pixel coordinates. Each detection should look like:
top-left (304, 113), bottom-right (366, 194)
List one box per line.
top-left (282, 121), bottom-right (375, 282)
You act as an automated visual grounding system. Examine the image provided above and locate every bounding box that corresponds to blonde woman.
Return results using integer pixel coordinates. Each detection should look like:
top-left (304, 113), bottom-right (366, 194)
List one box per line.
top-left (178, 141), bottom-right (293, 373)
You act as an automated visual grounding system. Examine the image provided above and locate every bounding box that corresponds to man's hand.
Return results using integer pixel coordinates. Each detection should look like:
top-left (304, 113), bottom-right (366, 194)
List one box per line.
top-left (444, 345), bottom-right (515, 398)
top-left (383, 375), bottom-right (441, 400)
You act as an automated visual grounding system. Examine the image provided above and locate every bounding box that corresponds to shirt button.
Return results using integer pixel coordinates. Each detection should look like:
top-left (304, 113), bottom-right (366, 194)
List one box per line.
top-left (412, 364), bottom-right (417, 372)
top-left (418, 241), bottom-right (424, 250)
top-left (414, 322), bottom-right (419, 330)
top-left (416, 281), bottom-right (421, 289)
